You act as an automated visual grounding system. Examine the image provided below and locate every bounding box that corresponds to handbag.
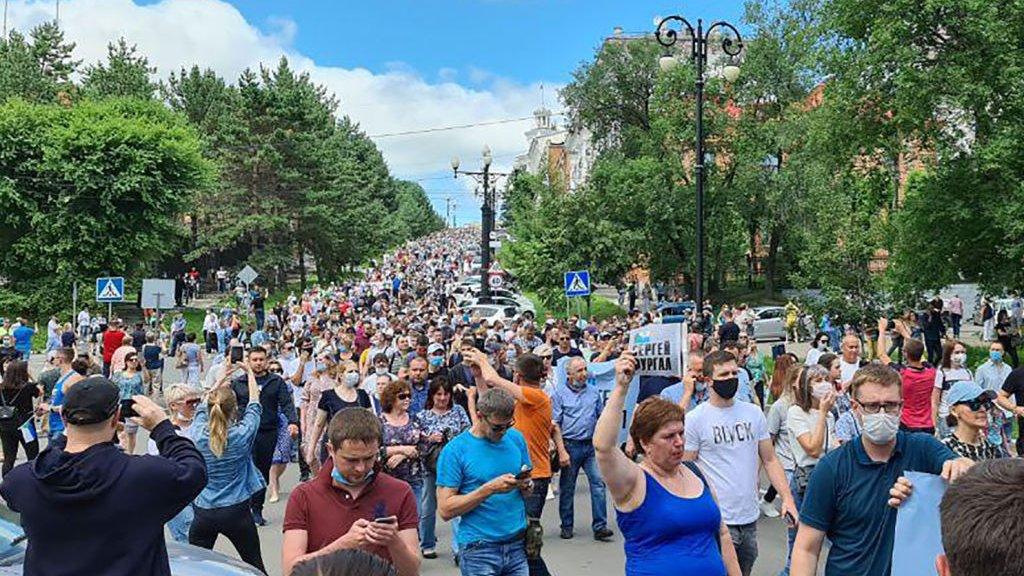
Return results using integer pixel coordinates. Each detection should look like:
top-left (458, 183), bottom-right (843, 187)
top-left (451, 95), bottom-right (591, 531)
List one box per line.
top-left (423, 430), bottom-right (451, 474)
top-left (0, 387), bottom-right (23, 421)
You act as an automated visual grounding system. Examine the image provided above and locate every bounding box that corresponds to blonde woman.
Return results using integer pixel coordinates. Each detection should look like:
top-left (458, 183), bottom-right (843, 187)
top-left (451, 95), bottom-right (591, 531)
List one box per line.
top-left (190, 357), bottom-right (267, 574)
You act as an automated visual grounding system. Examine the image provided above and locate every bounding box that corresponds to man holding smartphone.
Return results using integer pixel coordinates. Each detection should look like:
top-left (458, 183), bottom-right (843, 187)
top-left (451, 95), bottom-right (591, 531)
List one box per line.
top-left (437, 387), bottom-right (533, 576)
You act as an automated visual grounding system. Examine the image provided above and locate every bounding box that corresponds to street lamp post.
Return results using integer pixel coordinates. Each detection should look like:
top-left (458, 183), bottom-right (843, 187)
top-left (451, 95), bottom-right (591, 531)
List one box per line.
top-left (655, 15), bottom-right (743, 311)
top-left (452, 146), bottom-right (508, 302)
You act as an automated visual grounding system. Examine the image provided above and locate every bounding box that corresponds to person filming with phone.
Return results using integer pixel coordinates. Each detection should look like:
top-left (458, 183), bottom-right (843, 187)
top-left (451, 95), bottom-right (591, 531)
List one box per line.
top-left (190, 354), bottom-right (269, 573)
top-left (282, 407), bottom-right (420, 576)
top-left (0, 375), bottom-right (206, 576)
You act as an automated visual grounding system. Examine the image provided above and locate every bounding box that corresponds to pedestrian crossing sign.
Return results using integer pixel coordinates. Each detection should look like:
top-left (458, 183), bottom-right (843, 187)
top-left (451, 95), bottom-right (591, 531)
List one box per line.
top-left (564, 270), bottom-right (591, 297)
top-left (95, 277), bottom-right (125, 302)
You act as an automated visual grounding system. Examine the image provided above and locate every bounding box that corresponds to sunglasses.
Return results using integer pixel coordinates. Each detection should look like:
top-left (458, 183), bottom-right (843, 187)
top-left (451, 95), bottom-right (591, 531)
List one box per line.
top-left (956, 398), bottom-right (992, 412)
top-left (184, 399), bottom-right (201, 407)
top-left (397, 393), bottom-right (411, 400)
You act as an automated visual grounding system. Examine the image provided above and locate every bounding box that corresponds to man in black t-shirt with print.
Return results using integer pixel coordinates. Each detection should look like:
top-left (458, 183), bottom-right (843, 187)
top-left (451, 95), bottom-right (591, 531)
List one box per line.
top-left (996, 366), bottom-right (1024, 456)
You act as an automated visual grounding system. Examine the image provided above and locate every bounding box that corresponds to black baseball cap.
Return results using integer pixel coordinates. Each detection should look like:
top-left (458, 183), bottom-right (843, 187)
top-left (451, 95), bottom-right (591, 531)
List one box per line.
top-left (63, 376), bottom-right (120, 425)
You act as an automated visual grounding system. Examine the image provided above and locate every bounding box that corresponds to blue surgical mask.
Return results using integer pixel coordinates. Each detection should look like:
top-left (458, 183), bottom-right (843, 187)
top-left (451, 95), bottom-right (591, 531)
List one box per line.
top-left (429, 356), bottom-right (444, 368)
top-left (316, 361), bottom-right (328, 372)
top-left (331, 466), bottom-right (375, 487)
top-left (991, 350), bottom-right (1004, 363)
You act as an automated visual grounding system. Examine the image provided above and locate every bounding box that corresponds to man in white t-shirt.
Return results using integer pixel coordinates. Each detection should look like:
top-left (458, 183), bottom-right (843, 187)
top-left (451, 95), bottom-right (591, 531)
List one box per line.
top-left (684, 350), bottom-right (797, 576)
top-left (77, 308), bottom-right (91, 340)
top-left (838, 335), bottom-right (863, 390)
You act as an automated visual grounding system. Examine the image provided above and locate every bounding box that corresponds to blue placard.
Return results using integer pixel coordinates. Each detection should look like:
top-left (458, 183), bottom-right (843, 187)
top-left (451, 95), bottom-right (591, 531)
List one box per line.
top-left (564, 270), bottom-right (591, 297)
top-left (95, 277), bottom-right (125, 302)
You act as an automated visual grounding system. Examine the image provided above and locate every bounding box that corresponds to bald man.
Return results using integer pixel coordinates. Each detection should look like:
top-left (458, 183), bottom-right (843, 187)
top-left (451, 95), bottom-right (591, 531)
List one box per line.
top-left (839, 335), bottom-right (864, 389)
top-left (659, 352), bottom-right (708, 411)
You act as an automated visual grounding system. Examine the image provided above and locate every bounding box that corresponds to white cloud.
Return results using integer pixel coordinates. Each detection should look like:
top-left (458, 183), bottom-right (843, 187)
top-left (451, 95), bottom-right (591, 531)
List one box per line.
top-left (6, 0), bottom-right (562, 185)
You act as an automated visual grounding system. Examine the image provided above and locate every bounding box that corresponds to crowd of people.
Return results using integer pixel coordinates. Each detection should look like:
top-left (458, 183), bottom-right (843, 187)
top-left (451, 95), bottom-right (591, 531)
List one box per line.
top-left (0, 225), bottom-right (1022, 576)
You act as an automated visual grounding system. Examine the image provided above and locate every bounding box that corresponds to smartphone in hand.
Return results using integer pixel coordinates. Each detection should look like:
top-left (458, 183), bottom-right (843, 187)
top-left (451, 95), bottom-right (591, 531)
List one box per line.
top-left (230, 345), bottom-right (244, 363)
top-left (373, 515), bottom-right (398, 525)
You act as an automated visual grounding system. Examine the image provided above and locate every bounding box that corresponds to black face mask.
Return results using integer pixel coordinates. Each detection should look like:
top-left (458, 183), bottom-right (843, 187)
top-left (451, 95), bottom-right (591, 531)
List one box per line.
top-left (712, 377), bottom-right (739, 400)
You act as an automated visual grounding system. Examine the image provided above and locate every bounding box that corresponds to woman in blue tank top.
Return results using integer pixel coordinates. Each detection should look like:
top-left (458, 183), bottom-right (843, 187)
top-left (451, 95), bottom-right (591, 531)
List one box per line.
top-left (594, 355), bottom-right (741, 576)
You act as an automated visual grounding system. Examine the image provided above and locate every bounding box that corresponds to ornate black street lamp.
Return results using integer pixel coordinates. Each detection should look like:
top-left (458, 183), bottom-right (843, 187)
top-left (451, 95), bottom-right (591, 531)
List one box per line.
top-left (655, 15), bottom-right (743, 310)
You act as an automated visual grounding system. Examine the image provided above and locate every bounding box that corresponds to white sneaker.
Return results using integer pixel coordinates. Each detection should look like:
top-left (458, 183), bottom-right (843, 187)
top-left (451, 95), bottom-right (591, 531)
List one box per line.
top-left (546, 485), bottom-right (555, 500)
top-left (759, 500), bottom-right (780, 518)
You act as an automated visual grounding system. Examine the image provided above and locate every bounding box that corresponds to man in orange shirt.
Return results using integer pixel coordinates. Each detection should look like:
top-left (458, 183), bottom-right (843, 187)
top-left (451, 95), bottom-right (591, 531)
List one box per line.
top-left (464, 349), bottom-right (568, 576)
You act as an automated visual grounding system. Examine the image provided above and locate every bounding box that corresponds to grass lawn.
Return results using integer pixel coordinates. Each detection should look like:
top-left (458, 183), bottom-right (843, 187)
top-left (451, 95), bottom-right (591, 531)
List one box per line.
top-left (523, 291), bottom-right (625, 322)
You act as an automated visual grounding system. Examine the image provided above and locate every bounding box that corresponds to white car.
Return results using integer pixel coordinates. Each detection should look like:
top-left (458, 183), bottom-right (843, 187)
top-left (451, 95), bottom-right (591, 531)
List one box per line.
top-left (748, 306), bottom-right (787, 341)
top-left (460, 296), bottom-right (536, 320)
top-left (462, 303), bottom-right (521, 324)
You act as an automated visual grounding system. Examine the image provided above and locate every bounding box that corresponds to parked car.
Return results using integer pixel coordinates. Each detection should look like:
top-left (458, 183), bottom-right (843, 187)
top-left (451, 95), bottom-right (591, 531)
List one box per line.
top-left (462, 303), bottom-right (520, 324)
top-left (461, 296), bottom-right (536, 320)
top-left (749, 306), bottom-right (787, 341)
top-left (0, 511), bottom-right (263, 575)
top-left (657, 301), bottom-right (696, 324)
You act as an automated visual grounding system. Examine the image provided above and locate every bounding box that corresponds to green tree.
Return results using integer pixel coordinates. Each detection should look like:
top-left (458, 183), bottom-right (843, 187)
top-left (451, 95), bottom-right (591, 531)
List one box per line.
top-left (81, 38), bottom-right (157, 100)
top-left (0, 98), bottom-right (211, 313)
top-left (0, 23), bottom-right (77, 104)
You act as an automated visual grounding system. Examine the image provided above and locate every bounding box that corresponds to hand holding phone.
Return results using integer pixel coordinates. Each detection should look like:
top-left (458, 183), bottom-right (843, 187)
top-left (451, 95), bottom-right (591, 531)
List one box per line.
top-left (373, 515), bottom-right (397, 526)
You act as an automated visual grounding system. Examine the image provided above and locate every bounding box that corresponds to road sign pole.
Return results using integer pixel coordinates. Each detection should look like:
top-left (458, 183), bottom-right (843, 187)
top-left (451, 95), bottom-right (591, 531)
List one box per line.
top-left (108, 302), bottom-right (112, 323)
top-left (72, 281), bottom-right (78, 326)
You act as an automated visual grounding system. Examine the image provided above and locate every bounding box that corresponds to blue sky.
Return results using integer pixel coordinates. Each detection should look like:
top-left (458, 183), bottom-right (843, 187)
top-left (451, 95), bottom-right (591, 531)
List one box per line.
top-left (211, 0), bottom-right (747, 87)
top-left (19, 0), bottom-right (750, 223)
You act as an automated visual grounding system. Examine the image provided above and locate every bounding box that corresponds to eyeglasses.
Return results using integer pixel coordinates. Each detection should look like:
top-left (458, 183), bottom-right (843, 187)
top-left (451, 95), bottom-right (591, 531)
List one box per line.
top-left (397, 393), bottom-right (411, 400)
top-left (955, 398), bottom-right (992, 412)
top-left (855, 400), bottom-right (903, 415)
top-left (482, 415), bottom-right (516, 432)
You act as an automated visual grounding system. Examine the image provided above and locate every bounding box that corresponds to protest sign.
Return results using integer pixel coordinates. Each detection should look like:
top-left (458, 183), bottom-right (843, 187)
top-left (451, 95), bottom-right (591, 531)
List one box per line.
top-left (628, 323), bottom-right (686, 378)
top-left (892, 471), bottom-right (946, 576)
top-left (555, 357), bottom-right (639, 445)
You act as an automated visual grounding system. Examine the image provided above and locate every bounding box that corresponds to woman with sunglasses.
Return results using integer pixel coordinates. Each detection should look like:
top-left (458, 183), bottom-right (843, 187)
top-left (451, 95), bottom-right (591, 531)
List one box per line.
top-left (147, 383), bottom-right (202, 542)
top-left (305, 360), bottom-right (371, 466)
top-left (941, 381), bottom-right (1005, 461)
top-left (268, 359), bottom-right (295, 503)
top-left (112, 353), bottom-right (145, 454)
top-left (379, 380), bottom-right (426, 515)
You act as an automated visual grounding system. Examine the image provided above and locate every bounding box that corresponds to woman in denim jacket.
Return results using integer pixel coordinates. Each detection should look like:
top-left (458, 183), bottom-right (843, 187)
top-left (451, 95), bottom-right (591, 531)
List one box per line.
top-left (189, 358), bottom-right (268, 574)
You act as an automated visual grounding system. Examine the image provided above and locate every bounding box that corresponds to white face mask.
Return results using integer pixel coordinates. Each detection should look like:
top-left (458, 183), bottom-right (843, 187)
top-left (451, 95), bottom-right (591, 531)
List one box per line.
top-left (344, 372), bottom-right (360, 388)
top-left (951, 352), bottom-right (967, 366)
top-left (375, 366), bottom-right (387, 376)
top-left (861, 412), bottom-right (899, 444)
top-left (811, 381), bottom-right (833, 400)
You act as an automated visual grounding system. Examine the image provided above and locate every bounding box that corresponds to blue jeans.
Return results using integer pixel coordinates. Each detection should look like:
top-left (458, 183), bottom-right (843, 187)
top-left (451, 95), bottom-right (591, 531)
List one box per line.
top-left (523, 477), bottom-right (551, 576)
top-left (421, 471), bottom-right (439, 551)
top-left (167, 503), bottom-right (194, 543)
top-left (421, 471), bottom-right (462, 555)
top-left (460, 540), bottom-right (528, 576)
top-left (407, 476), bottom-right (424, 516)
top-left (558, 439), bottom-right (608, 532)
top-left (779, 471), bottom-right (802, 576)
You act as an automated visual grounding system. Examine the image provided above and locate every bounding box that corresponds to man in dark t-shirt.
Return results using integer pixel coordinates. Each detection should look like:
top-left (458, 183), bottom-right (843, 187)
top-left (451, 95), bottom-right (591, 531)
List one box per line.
top-left (996, 367), bottom-right (1024, 456)
top-left (718, 310), bottom-right (741, 344)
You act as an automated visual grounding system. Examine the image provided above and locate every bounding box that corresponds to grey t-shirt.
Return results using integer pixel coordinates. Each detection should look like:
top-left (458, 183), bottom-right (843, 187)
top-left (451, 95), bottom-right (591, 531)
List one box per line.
top-left (766, 397), bottom-right (795, 471)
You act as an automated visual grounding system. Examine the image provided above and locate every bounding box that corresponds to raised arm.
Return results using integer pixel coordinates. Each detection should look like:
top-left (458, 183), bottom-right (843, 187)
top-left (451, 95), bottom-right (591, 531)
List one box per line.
top-left (594, 353), bottom-right (643, 509)
top-left (876, 318), bottom-right (892, 365)
top-left (463, 348), bottom-right (524, 402)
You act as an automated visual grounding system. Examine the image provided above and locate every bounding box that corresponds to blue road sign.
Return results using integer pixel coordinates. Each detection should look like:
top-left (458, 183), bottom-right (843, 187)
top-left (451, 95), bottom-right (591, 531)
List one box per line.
top-left (564, 270), bottom-right (591, 297)
top-left (96, 277), bottom-right (125, 303)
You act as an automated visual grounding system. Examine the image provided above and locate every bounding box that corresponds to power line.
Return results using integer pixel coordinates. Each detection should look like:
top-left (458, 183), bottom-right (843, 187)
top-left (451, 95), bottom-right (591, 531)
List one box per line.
top-left (368, 112), bottom-right (565, 139)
